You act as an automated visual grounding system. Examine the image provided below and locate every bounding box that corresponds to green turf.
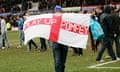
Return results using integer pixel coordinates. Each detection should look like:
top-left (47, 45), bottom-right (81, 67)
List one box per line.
top-left (0, 31), bottom-right (120, 72)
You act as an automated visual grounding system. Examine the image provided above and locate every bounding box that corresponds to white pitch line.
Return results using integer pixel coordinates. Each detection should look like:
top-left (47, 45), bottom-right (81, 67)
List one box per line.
top-left (88, 59), bottom-right (120, 68)
top-left (95, 67), bottom-right (120, 69)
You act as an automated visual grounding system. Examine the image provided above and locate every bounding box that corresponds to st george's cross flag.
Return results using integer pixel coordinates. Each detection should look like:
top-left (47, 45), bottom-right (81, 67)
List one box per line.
top-left (23, 13), bottom-right (91, 48)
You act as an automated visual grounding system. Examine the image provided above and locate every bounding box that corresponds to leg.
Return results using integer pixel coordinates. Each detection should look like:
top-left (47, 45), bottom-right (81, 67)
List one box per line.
top-left (52, 43), bottom-right (63, 72)
top-left (96, 38), bottom-right (106, 61)
top-left (78, 48), bottom-right (83, 56)
top-left (95, 39), bottom-right (101, 51)
top-left (52, 42), bottom-right (68, 72)
top-left (72, 47), bottom-right (78, 56)
top-left (114, 36), bottom-right (120, 58)
top-left (106, 37), bottom-right (116, 60)
top-left (61, 44), bottom-right (68, 72)
top-left (4, 32), bottom-right (10, 48)
top-left (27, 40), bottom-right (32, 51)
top-left (43, 39), bottom-right (47, 50)
top-left (18, 30), bottom-right (23, 47)
top-left (1, 33), bottom-right (6, 49)
top-left (40, 38), bottom-right (43, 50)
top-left (2, 39), bottom-right (5, 47)
top-left (89, 28), bottom-right (96, 52)
top-left (40, 38), bottom-right (47, 51)
top-left (30, 39), bottom-right (38, 49)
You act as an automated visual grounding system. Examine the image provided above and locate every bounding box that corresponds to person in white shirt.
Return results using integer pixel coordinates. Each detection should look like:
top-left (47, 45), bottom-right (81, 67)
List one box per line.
top-left (0, 16), bottom-right (10, 49)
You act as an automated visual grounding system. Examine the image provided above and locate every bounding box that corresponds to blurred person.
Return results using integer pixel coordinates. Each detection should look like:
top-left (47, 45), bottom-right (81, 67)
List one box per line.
top-left (17, 15), bottom-right (24, 48)
top-left (38, 2), bottom-right (43, 10)
top-left (111, 7), bottom-right (120, 59)
top-left (24, 11), bottom-right (38, 52)
top-left (27, 39), bottom-right (38, 52)
top-left (0, 16), bottom-right (10, 49)
top-left (52, 5), bottom-right (68, 72)
top-left (2, 38), bottom-right (5, 48)
top-left (96, 6), bottom-right (116, 62)
top-left (51, 0), bottom-right (57, 9)
top-left (89, 7), bottom-right (103, 52)
top-left (0, 16), bottom-right (5, 48)
top-left (71, 11), bottom-right (84, 56)
top-left (40, 38), bottom-right (47, 52)
top-left (72, 47), bottom-right (83, 56)
top-left (89, 9), bottom-right (98, 52)
top-left (95, 6), bottom-right (103, 22)
top-left (6, 21), bottom-right (11, 31)
top-left (0, 6), bottom-right (5, 13)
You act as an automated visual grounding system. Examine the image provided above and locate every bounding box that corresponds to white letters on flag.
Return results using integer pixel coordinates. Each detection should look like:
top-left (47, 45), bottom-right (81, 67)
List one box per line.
top-left (23, 13), bottom-right (91, 48)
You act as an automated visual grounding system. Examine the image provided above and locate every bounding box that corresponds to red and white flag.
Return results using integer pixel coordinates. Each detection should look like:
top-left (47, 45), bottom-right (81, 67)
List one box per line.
top-left (23, 13), bottom-right (91, 48)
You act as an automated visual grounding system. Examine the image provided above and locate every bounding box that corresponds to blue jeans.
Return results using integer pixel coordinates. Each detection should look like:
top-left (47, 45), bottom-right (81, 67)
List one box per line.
top-left (96, 36), bottom-right (116, 61)
top-left (19, 30), bottom-right (24, 47)
top-left (52, 42), bottom-right (68, 72)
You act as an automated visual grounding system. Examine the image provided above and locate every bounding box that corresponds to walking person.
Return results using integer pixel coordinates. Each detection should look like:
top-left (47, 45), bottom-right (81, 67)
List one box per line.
top-left (52, 5), bottom-right (68, 72)
top-left (0, 16), bottom-right (10, 49)
top-left (111, 7), bottom-right (120, 59)
top-left (96, 6), bottom-right (116, 62)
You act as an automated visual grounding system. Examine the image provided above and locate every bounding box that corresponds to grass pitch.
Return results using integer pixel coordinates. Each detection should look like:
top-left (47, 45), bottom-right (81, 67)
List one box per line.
top-left (0, 31), bottom-right (120, 72)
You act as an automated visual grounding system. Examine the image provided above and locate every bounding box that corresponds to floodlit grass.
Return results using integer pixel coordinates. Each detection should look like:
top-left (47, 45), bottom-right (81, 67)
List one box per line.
top-left (0, 31), bottom-right (120, 72)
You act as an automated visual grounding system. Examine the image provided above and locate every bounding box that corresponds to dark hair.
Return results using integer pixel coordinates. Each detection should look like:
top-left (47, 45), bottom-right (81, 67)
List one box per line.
top-left (0, 16), bottom-right (4, 19)
top-left (104, 5), bottom-right (112, 14)
top-left (83, 10), bottom-right (87, 14)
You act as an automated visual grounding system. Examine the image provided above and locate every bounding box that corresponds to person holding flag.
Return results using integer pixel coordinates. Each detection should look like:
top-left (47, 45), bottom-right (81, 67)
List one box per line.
top-left (52, 5), bottom-right (68, 72)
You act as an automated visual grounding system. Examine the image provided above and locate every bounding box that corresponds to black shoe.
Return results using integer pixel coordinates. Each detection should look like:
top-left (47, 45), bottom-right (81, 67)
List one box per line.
top-left (112, 58), bottom-right (117, 61)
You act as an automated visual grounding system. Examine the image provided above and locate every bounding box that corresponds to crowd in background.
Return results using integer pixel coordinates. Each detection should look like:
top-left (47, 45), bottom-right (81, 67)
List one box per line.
top-left (0, 3), bottom-right (119, 54)
top-left (0, 0), bottom-right (120, 13)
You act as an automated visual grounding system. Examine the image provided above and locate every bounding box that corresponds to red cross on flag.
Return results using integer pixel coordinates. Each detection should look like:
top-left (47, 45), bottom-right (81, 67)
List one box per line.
top-left (23, 13), bottom-right (91, 48)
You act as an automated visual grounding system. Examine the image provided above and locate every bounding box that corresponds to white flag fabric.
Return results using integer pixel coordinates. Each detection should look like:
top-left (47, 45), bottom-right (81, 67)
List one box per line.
top-left (23, 13), bottom-right (91, 48)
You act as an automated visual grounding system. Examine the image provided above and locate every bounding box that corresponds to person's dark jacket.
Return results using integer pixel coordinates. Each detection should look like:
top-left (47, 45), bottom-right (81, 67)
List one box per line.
top-left (100, 6), bottom-right (114, 37)
top-left (111, 12), bottom-right (120, 35)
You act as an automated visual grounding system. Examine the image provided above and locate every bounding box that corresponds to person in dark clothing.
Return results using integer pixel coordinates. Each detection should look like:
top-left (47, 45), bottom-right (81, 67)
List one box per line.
top-left (111, 8), bottom-right (120, 59)
top-left (27, 39), bottom-right (38, 52)
top-left (52, 5), bottom-right (68, 72)
top-left (72, 47), bottom-right (83, 56)
top-left (40, 38), bottom-right (47, 51)
top-left (96, 5), bottom-right (116, 62)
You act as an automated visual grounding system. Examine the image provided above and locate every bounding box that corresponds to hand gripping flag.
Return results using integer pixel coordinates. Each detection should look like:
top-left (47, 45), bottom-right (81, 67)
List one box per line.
top-left (23, 13), bottom-right (91, 48)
